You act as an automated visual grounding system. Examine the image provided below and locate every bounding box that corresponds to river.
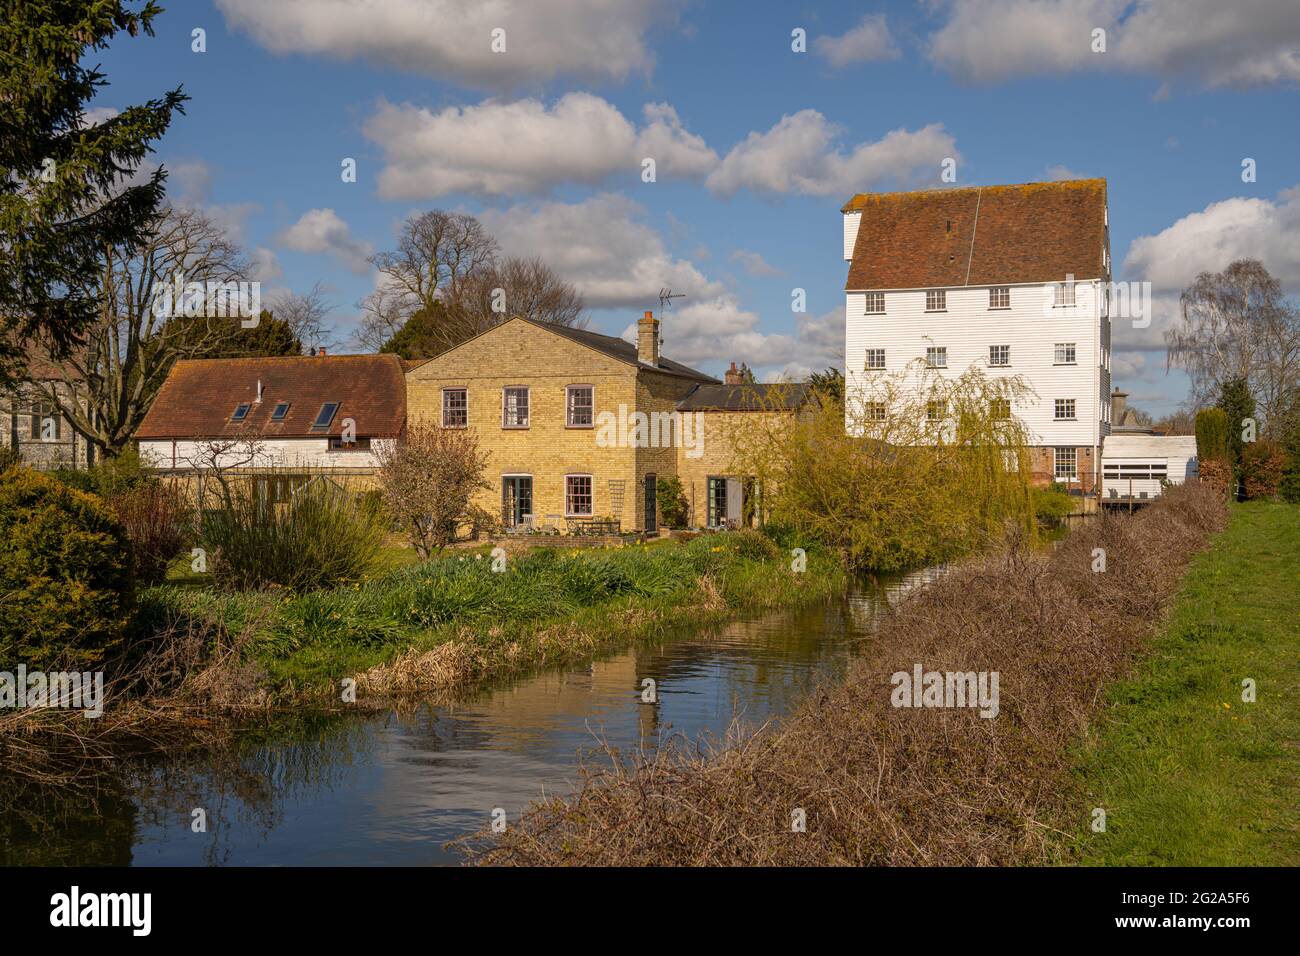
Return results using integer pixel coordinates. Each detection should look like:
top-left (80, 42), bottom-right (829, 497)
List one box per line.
top-left (1, 569), bottom-right (941, 866)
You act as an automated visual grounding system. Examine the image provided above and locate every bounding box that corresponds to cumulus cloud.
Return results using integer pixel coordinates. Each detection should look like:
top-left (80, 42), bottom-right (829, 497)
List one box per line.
top-left (214, 0), bottom-right (672, 87)
top-left (927, 0), bottom-right (1300, 89)
top-left (248, 246), bottom-right (283, 283)
top-left (83, 106), bottom-right (119, 125)
top-left (704, 111), bottom-right (957, 197)
top-left (277, 208), bottom-right (372, 275)
top-left (479, 193), bottom-right (724, 310)
top-left (730, 249), bottom-right (785, 277)
top-left (1045, 164), bottom-right (1088, 181)
top-left (814, 14), bottom-right (900, 67)
top-left (364, 94), bottom-right (716, 199)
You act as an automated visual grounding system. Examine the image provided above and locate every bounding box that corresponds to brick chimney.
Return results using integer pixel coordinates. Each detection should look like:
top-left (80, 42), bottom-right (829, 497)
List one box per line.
top-left (637, 310), bottom-right (659, 366)
top-left (724, 361), bottom-right (743, 385)
top-left (1111, 387), bottom-right (1127, 422)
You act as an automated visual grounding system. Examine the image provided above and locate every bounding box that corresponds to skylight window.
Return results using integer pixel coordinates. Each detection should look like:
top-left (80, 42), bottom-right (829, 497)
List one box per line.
top-left (270, 402), bottom-right (290, 421)
top-left (231, 403), bottom-right (250, 422)
top-left (312, 402), bottom-right (340, 429)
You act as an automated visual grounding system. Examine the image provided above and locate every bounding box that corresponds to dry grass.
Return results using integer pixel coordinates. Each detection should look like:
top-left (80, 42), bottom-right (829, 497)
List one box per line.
top-left (464, 483), bottom-right (1227, 866)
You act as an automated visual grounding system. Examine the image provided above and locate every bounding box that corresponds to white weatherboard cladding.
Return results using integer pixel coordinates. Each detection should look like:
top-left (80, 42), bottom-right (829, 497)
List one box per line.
top-left (843, 211), bottom-right (861, 260)
top-left (139, 437), bottom-right (392, 471)
top-left (1101, 434), bottom-right (1198, 499)
top-left (844, 280), bottom-right (1109, 447)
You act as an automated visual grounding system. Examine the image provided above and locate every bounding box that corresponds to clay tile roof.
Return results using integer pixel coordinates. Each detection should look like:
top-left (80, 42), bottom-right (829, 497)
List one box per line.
top-left (843, 179), bottom-right (1108, 290)
top-left (136, 354), bottom-right (406, 440)
top-left (538, 320), bottom-right (719, 383)
top-left (676, 382), bottom-right (810, 412)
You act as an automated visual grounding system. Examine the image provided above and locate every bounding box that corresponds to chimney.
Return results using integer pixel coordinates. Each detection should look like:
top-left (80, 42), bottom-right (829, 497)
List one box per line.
top-left (318, 346), bottom-right (327, 357)
top-left (724, 361), bottom-right (743, 385)
top-left (637, 310), bottom-right (659, 367)
top-left (1111, 387), bottom-right (1127, 422)
top-left (255, 379), bottom-right (263, 404)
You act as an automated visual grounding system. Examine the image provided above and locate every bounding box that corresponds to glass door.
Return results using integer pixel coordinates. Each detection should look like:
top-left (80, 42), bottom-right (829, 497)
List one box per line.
top-left (502, 476), bottom-right (533, 528)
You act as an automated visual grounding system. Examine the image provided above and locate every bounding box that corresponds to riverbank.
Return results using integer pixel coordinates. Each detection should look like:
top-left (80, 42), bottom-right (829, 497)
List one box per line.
top-left (466, 483), bottom-right (1229, 865)
top-left (1061, 501), bottom-right (1299, 865)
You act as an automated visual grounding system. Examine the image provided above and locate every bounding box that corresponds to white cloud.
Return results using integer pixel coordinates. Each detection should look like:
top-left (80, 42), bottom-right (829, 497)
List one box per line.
top-left (248, 246), bottom-right (283, 283)
top-left (730, 249), bottom-right (785, 277)
top-left (1045, 164), bottom-right (1088, 181)
top-left (479, 193), bottom-right (724, 310)
top-left (705, 111), bottom-right (957, 197)
top-left (927, 0), bottom-right (1300, 89)
top-left (214, 0), bottom-right (672, 87)
top-left (83, 106), bottom-right (119, 125)
top-left (814, 14), bottom-right (900, 67)
top-left (277, 208), bottom-right (372, 275)
top-left (364, 94), bottom-right (716, 199)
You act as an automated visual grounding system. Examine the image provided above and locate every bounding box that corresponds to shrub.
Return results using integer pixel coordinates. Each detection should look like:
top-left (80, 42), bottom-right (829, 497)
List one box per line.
top-left (50, 447), bottom-right (151, 499)
top-left (1194, 407), bottom-right (1228, 464)
top-left (727, 527), bottom-right (780, 561)
top-left (1198, 458), bottom-right (1233, 497)
top-left (1240, 441), bottom-right (1285, 500)
top-left (0, 468), bottom-right (136, 669)
top-left (199, 480), bottom-right (385, 592)
top-left (1280, 411), bottom-right (1300, 504)
top-left (1031, 484), bottom-right (1074, 529)
top-left (107, 480), bottom-right (194, 584)
top-left (655, 476), bottom-right (689, 529)
top-left (377, 424), bottom-right (491, 557)
top-left (0, 446), bottom-right (20, 471)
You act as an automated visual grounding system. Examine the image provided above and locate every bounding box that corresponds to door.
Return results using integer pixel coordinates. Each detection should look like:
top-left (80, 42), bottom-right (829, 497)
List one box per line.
top-left (502, 476), bottom-right (533, 528)
top-left (644, 474), bottom-right (657, 533)
top-left (707, 477), bottom-right (727, 529)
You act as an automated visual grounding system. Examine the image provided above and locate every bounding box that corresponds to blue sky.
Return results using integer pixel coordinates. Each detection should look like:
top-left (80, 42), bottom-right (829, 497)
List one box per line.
top-left (91, 0), bottom-right (1300, 417)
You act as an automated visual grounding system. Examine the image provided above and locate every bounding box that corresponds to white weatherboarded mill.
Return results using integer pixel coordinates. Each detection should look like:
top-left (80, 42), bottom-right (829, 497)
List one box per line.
top-left (1100, 434), bottom-right (1198, 502)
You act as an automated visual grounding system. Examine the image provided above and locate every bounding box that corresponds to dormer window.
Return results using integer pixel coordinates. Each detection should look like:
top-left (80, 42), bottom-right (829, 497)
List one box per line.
top-left (231, 403), bottom-right (250, 422)
top-left (270, 402), bottom-right (290, 421)
top-left (312, 402), bottom-right (339, 430)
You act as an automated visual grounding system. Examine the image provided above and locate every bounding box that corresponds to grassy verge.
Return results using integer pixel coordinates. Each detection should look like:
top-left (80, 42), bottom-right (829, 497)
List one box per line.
top-left (143, 531), bottom-right (845, 705)
top-left (1062, 501), bottom-right (1300, 865)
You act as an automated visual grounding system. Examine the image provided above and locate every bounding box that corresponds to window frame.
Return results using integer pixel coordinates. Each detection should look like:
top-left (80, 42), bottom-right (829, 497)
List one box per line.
top-left (989, 345), bottom-right (1010, 367)
top-left (29, 401), bottom-right (61, 441)
top-left (565, 384), bottom-right (595, 429)
top-left (925, 289), bottom-right (947, 313)
top-left (1054, 398), bottom-right (1077, 421)
top-left (564, 473), bottom-right (594, 517)
top-left (926, 346), bottom-right (948, 369)
top-left (230, 403), bottom-right (251, 423)
top-left (501, 385), bottom-right (530, 429)
top-left (311, 402), bottom-right (340, 430)
top-left (1054, 447), bottom-right (1078, 480)
top-left (1054, 342), bottom-right (1077, 365)
top-left (327, 435), bottom-right (371, 451)
top-left (926, 400), bottom-right (946, 422)
top-left (865, 401), bottom-right (887, 423)
top-left (988, 286), bottom-right (1010, 310)
top-left (270, 401), bottom-right (291, 422)
top-left (1053, 280), bottom-right (1077, 308)
top-left (864, 291), bottom-right (885, 314)
top-left (991, 398), bottom-right (1011, 420)
top-left (864, 348), bottom-right (886, 371)
top-left (441, 387), bottom-right (469, 429)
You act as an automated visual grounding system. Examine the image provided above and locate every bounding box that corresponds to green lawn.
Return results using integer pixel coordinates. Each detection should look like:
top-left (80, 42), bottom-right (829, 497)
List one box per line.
top-left (1067, 501), bottom-right (1300, 865)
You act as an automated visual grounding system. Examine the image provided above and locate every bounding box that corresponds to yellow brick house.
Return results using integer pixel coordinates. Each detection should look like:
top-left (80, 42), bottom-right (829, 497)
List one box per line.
top-left (404, 311), bottom-right (720, 533)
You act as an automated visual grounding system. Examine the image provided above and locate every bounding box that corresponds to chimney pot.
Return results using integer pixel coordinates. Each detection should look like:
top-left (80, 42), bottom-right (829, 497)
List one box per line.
top-left (724, 361), bottom-right (743, 385)
top-left (319, 347), bottom-right (327, 357)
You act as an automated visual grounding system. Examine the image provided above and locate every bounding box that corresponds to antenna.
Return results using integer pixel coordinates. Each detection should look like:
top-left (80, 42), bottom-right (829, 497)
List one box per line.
top-left (658, 287), bottom-right (685, 321)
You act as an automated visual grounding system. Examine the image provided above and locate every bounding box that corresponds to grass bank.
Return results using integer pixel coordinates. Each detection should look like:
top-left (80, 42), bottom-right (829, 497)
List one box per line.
top-left (1061, 501), bottom-right (1299, 865)
top-left (465, 484), bottom-right (1228, 866)
top-left (144, 530), bottom-right (845, 705)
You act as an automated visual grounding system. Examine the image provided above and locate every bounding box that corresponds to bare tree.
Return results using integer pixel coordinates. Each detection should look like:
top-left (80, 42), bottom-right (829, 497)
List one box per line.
top-left (270, 281), bottom-right (335, 353)
top-left (356, 211), bottom-right (498, 352)
top-left (448, 255), bottom-right (586, 332)
top-left (376, 423), bottom-right (491, 556)
top-left (31, 205), bottom-right (252, 457)
top-left (1167, 259), bottom-right (1300, 433)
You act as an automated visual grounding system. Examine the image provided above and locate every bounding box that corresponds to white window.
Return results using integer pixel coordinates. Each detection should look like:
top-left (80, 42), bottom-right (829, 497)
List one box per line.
top-left (566, 385), bottom-right (594, 427)
top-left (1054, 343), bottom-right (1077, 365)
top-left (1054, 399), bottom-right (1077, 420)
top-left (565, 474), bottom-right (593, 516)
top-left (865, 349), bottom-right (886, 370)
top-left (1053, 279), bottom-right (1076, 307)
top-left (864, 292), bottom-right (885, 314)
top-left (502, 386), bottom-right (529, 428)
top-left (925, 290), bottom-right (947, 312)
top-left (926, 346), bottom-right (947, 368)
top-left (865, 402), bottom-right (887, 422)
top-left (1054, 447), bottom-right (1077, 480)
top-left (926, 401), bottom-right (945, 422)
top-left (991, 398), bottom-right (1011, 420)
top-left (989, 345), bottom-right (1010, 367)
top-left (442, 388), bottom-right (468, 428)
top-left (989, 287), bottom-right (1010, 309)
top-left (30, 401), bottom-right (61, 440)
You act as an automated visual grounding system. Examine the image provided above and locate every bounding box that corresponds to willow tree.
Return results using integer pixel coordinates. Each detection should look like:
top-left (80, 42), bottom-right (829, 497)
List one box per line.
top-left (730, 365), bottom-right (1037, 572)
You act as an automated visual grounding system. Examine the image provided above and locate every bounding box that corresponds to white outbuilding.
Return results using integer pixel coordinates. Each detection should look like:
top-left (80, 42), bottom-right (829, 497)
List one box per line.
top-left (1101, 434), bottom-right (1198, 502)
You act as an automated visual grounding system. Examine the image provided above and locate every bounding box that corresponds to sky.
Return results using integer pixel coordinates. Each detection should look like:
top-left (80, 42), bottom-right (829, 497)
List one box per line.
top-left (89, 0), bottom-right (1300, 418)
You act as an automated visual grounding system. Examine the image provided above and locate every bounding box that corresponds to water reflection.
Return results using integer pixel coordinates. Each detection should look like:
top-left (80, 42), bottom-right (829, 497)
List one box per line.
top-left (2, 569), bottom-right (937, 866)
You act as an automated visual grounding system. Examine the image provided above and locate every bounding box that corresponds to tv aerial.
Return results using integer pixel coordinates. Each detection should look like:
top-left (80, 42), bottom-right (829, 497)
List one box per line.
top-left (658, 287), bottom-right (685, 320)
